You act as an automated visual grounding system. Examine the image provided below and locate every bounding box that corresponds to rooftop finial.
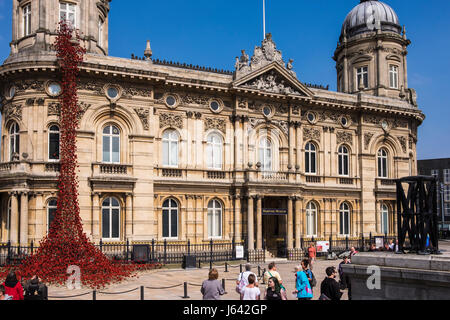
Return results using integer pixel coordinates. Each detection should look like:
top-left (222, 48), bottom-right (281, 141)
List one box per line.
top-left (144, 40), bottom-right (152, 60)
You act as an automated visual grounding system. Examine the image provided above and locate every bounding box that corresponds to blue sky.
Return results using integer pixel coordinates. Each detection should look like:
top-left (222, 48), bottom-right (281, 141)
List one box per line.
top-left (0, 0), bottom-right (449, 160)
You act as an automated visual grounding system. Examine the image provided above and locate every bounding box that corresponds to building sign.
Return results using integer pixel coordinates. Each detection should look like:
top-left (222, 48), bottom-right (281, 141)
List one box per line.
top-left (316, 241), bottom-right (330, 253)
top-left (375, 236), bottom-right (384, 249)
top-left (235, 245), bottom-right (244, 259)
top-left (262, 208), bottom-right (288, 215)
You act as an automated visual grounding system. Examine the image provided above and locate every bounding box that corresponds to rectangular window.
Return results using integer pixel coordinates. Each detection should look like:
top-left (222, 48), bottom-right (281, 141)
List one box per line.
top-left (60, 2), bottom-right (76, 28)
top-left (445, 185), bottom-right (450, 202)
top-left (49, 132), bottom-right (60, 160)
top-left (445, 203), bottom-right (450, 216)
top-left (102, 209), bottom-right (110, 238)
top-left (356, 66), bottom-right (368, 89)
top-left (389, 65), bottom-right (399, 89)
top-left (431, 169), bottom-right (439, 179)
top-left (444, 169), bottom-right (450, 184)
top-left (23, 4), bottom-right (32, 37)
top-left (98, 18), bottom-right (104, 47)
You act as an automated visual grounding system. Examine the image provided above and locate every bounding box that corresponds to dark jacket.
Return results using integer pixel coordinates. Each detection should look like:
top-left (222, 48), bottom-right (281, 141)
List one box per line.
top-left (320, 277), bottom-right (342, 301)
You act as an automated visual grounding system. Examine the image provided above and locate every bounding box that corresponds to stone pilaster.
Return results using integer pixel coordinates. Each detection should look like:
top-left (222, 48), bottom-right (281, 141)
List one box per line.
top-left (125, 193), bottom-right (133, 239)
top-left (256, 195), bottom-right (262, 250)
top-left (9, 192), bottom-right (19, 245)
top-left (20, 191), bottom-right (29, 246)
top-left (234, 195), bottom-right (242, 242)
top-left (287, 196), bottom-right (294, 249)
top-left (92, 192), bottom-right (100, 240)
top-left (247, 196), bottom-right (254, 250)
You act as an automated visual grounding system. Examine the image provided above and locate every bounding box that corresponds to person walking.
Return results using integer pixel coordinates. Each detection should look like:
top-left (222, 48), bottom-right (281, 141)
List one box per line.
top-left (338, 256), bottom-right (351, 299)
top-left (201, 268), bottom-right (225, 300)
top-left (263, 262), bottom-right (283, 286)
top-left (240, 274), bottom-right (260, 300)
top-left (264, 277), bottom-right (287, 300)
top-left (0, 285), bottom-right (12, 301)
top-left (2, 271), bottom-right (24, 301)
top-left (301, 259), bottom-right (316, 292)
top-left (319, 266), bottom-right (343, 301)
top-left (307, 244), bottom-right (316, 270)
top-left (236, 264), bottom-right (258, 294)
top-left (294, 265), bottom-right (313, 300)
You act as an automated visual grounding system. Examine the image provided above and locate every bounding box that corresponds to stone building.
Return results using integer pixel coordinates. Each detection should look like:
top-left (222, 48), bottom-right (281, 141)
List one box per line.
top-left (0, 0), bottom-right (424, 259)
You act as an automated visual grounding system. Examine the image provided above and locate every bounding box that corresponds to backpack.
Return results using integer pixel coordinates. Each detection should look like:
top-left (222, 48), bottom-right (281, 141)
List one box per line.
top-left (306, 270), bottom-right (317, 288)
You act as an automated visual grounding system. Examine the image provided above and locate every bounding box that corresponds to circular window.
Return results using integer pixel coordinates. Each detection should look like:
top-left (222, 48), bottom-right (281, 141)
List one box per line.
top-left (263, 106), bottom-right (272, 117)
top-left (381, 120), bottom-right (389, 131)
top-left (5, 85), bottom-right (15, 99)
top-left (107, 87), bottom-right (119, 99)
top-left (166, 95), bottom-right (177, 107)
top-left (307, 112), bottom-right (316, 123)
top-left (210, 100), bottom-right (220, 112)
top-left (341, 116), bottom-right (348, 127)
top-left (48, 82), bottom-right (62, 96)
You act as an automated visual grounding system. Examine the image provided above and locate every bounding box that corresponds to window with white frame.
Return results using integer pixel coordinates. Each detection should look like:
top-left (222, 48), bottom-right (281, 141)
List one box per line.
top-left (445, 203), bottom-right (450, 216)
top-left (23, 4), bottom-right (32, 37)
top-left (306, 202), bottom-right (317, 236)
top-left (338, 145), bottom-right (349, 176)
top-left (102, 125), bottom-right (120, 163)
top-left (162, 199), bottom-right (178, 238)
top-left (431, 169), bottom-right (439, 179)
top-left (47, 198), bottom-right (57, 232)
top-left (381, 204), bottom-right (389, 235)
top-left (206, 133), bottom-right (223, 170)
top-left (258, 137), bottom-right (272, 172)
top-left (48, 125), bottom-right (60, 161)
top-left (9, 122), bottom-right (20, 161)
top-left (207, 200), bottom-right (222, 238)
top-left (445, 185), bottom-right (450, 202)
top-left (356, 66), bottom-right (368, 89)
top-left (339, 202), bottom-right (351, 235)
top-left (98, 18), bottom-right (104, 47)
top-left (59, 2), bottom-right (77, 28)
top-left (162, 129), bottom-right (179, 167)
top-left (444, 169), bottom-right (450, 184)
top-left (102, 197), bottom-right (120, 240)
top-left (305, 142), bottom-right (317, 174)
top-left (377, 148), bottom-right (388, 178)
top-left (389, 65), bottom-right (399, 89)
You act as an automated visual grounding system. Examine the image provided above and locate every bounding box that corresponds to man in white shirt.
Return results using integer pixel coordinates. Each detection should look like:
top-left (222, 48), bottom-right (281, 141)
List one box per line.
top-left (236, 264), bottom-right (259, 294)
top-left (240, 274), bottom-right (260, 300)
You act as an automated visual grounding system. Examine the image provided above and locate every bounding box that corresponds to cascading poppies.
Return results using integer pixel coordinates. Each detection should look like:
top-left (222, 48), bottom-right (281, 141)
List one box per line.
top-left (12, 21), bottom-right (138, 289)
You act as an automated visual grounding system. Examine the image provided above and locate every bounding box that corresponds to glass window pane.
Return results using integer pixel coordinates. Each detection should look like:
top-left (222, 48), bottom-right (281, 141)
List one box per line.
top-left (49, 133), bottom-right (60, 159)
top-left (162, 210), bottom-right (169, 238)
top-left (171, 209), bottom-right (178, 237)
top-left (112, 137), bottom-right (120, 163)
top-left (102, 209), bottom-right (110, 238)
top-left (311, 153), bottom-right (316, 173)
top-left (112, 209), bottom-right (119, 238)
top-left (305, 152), bottom-right (310, 173)
top-left (208, 211), bottom-right (213, 237)
top-left (216, 211), bottom-right (221, 237)
top-left (170, 142), bottom-right (178, 166)
top-left (111, 198), bottom-right (119, 207)
top-left (163, 141), bottom-right (169, 165)
top-left (103, 136), bottom-right (110, 162)
top-left (344, 155), bottom-right (349, 175)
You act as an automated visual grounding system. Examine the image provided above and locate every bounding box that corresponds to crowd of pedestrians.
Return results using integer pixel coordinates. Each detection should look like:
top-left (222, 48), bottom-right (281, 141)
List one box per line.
top-left (0, 270), bottom-right (48, 301)
top-left (200, 244), bottom-right (356, 301)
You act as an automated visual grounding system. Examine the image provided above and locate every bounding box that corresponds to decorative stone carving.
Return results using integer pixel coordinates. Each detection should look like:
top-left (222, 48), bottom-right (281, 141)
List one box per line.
top-left (364, 132), bottom-right (374, 150)
top-left (237, 98), bottom-right (247, 109)
top-left (159, 113), bottom-right (183, 129)
top-left (181, 94), bottom-right (209, 105)
top-left (397, 136), bottom-right (407, 153)
top-left (3, 103), bottom-right (22, 121)
top-left (273, 120), bottom-right (289, 136)
top-left (134, 108), bottom-right (150, 130)
top-left (77, 102), bottom-right (91, 120)
top-left (123, 86), bottom-right (152, 98)
top-left (15, 80), bottom-right (44, 93)
top-left (303, 127), bottom-right (321, 142)
top-left (47, 102), bottom-right (60, 116)
top-left (241, 70), bottom-right (300, 95)
top-left (204, 117), bottom-right (226, 134)
top-left (363, 115), bottom-right (408, 129)
top-left (336, 131), bottom-right (353, 146)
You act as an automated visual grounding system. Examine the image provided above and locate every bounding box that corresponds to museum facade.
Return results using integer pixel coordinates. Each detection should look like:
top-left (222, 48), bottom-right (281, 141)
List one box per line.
top-left (0, 0), bottom-right (424, 258)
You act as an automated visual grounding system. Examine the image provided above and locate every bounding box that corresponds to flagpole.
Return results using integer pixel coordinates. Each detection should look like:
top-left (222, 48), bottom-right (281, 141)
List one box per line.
top-left (263, 0), bottom-right (266, 40)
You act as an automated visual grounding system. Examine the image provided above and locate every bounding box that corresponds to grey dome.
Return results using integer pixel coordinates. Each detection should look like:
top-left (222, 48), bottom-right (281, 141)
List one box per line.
top-left (341, 0), bottom-right (401, 39)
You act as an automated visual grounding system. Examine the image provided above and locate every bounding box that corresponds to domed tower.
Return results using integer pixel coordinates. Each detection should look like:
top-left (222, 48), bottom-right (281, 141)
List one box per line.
top-left (333, 0), bottom-right (411, 100)
top-left (9, 0), bottom-right (111, 57)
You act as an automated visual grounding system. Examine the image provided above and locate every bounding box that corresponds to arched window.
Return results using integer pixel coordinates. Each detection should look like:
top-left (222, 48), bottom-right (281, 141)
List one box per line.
top-left (258, 137), bottom-right (272, 171)
top-left (48, 125), bottom-right (60, 161)
top-left (206, 133), bottom-right (223, 170)
top-left (338, 145), bottom-right (349, 176)
top-left (9, 122), bottom-right (20, 161)
top-left (339, 202), bottom-right (351, 236)
top-left (47, 198), bottom-right (57, 232)
top-left (381, 203), bottom-right (389, 235)
top-left (208, 199), bottom-right (222, 238)
top-left (305, 142), bottom-right (317, 174)
top-left (377, 148), bottom-right (388, 178)
top-left (162, 199), bottom-right (178, 238)
top-left (102, 197), bottom-right (120, 240)
top-left (306, 202), bottom-right (317, 236)
top-left (102, 125), bottom-right (120, 163)
top-left (162, 130), bottom-right (179, 167)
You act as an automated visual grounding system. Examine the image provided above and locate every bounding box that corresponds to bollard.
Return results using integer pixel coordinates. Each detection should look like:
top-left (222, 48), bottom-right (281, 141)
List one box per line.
top-left (240, 264), bottom-right (243, 273)
top-left (140, 286), bottom-right (144, 300)
top-left (225, 262), bottom-right (228, 272)
top-left (262, 268), bottom-right (266, 284)
top-left (222, 278), bottom-right (226, 291)
top-left (258, 265), bottom-right (261, 278)
top-left (198, 259), bottom-right (201, 269)
top-left (210, 259), bottom-right (212, 270)
top-left (183, 282), bottom-right (190, 299)
top-left (93, 290), bottom-right (97, 301)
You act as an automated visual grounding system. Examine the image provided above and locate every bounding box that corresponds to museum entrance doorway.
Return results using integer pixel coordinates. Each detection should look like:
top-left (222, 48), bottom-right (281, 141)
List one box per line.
top-left (262, 197), bottom-right (287, 257)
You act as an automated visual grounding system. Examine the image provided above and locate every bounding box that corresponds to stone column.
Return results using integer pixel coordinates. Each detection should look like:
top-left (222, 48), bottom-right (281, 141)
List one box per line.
top-left (92, 192), bottom-right (100, 240)
top-left (195, 196), bottom-right (203, 243)
top-left (20, 191), bottom-right (29, 246)
top-left (243, 117), bottom-right (249, 169)
top-left (295, 197), bottom-right (302, 249)
top-left (295, 123), bottom-right (301, 172)
top-left (9, 192), bottom-right (19, 245)
top-left (287, 196), bottom-right (294, 249)
top-left (288, 122), bottom-right (295, 171)
top-left (234, 115), bottom-right (241, 170)
top-left (234, 195), bottom-right (242, 242)
top-left (125, 193), bottom-right (133, 239)
top-left (247, 196), bottom-right (254, 250)
top-left (256, 195), bottom-right (263, 250)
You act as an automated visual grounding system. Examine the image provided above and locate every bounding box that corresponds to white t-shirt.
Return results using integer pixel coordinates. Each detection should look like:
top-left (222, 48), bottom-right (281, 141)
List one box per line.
top-left (237, 271), bottom-right (258, 286)
top-left (241, 286), bottom-right (261, 300)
